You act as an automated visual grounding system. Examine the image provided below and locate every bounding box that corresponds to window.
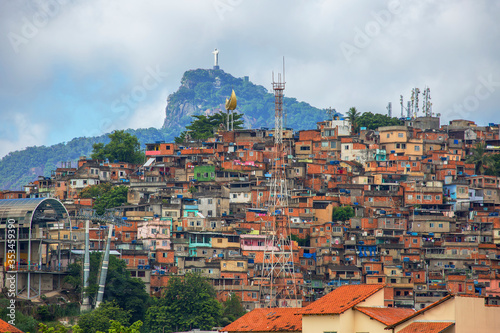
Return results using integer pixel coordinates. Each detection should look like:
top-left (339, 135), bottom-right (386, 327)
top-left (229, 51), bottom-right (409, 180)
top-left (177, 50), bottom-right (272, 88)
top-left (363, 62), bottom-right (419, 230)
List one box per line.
top-left (438, 223), bottom-right (443, 228)
top-left (344, 145), bottom-right (349, 150)
top-left (387, 134), bottom-right (390, 138)
top-left (429, 223), bottom-right (434, 228)
top-left (408, 194), bottom-right (413, 200)
top-left (138, 259), bottom-right (146, 265)
top-left (300, 146), bottom-right (310, 151)
top-left (423, 195), bottom-right (431, 200)
top-left (415, 145), bottom-right (420, 151)
top-left (331, 141), bottom-right (337, 148)
top-left (398, 133), bottom-right (404, 138)
top-left (412, 239), bottom-right (418, 244)
top-left (416, 195), bottom-right (421, 200)
top-left (138, 271), bottom-right (146, 277)
top-left (321, 141), bottom-right (328, 147)
top-left (237, 262), bottom-right (244, 267)
top-left (435, 195), bottom-right (441, 200)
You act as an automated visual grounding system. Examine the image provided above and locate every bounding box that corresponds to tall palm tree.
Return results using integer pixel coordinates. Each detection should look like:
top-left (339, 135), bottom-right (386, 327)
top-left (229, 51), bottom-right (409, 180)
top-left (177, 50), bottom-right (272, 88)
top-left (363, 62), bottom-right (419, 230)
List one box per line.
top-left (466, 142), bottom-right (492, 175)
top-left (346, 107), bottom-right (360, 134)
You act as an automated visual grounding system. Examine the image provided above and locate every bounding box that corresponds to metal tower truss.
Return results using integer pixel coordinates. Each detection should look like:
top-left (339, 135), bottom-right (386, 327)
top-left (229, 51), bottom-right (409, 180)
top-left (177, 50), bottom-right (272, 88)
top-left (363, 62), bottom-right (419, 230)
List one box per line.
top-left (259, 65), bottom-right (301, 308)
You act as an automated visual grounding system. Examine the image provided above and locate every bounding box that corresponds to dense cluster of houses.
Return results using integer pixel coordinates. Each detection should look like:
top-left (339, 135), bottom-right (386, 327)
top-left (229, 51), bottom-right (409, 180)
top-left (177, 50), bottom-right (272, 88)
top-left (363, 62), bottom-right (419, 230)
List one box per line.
top-left (6, 115), bottom-right (500, 312)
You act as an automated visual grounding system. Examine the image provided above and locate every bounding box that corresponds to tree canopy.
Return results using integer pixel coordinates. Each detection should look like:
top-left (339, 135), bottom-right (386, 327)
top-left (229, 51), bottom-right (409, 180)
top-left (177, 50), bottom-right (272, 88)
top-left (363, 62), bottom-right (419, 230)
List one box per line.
top-left (466, 142), bottom-right (492, 175)
top-left (175, 111), bottom-right (244, 143)
top-left (145, 273), bottom-right (222, 333)
top-left (332, 206), bottom-right (355, 222)
top-left (77, 301), bottom-right (132, 333)
top-left (356, 111), bottom-right (402, 130)
top-left (346, 107), bottom-right (360, 133)
top-left (221, 294), bottom-right (246, 326)
top-left (91, 130), bottom-right (144, 164)
top-left (65, 252), bottom-right (150, 323)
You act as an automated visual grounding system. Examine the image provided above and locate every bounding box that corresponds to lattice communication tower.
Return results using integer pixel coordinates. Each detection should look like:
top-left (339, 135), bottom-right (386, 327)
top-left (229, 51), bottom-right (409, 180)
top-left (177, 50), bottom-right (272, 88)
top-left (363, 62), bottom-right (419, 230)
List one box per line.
top-left (259, 62), bottom-right (300, 308)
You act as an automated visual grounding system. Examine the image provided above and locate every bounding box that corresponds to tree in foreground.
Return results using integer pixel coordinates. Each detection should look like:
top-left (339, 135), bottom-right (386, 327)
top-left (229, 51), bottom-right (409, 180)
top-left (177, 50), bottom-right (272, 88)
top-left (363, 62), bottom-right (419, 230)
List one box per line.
top-left (145, 273), bottom-right (222, 333)
top-left (220, 294), bottom-right (246, 326)
top-left (65, 253), bottom-right (150, 324)
top-left (38, 318), bottom-right (143, 333)
top-left (77, 301), bottom-right (131, 333)
top-left (91, 130), bottom-right (144, 164)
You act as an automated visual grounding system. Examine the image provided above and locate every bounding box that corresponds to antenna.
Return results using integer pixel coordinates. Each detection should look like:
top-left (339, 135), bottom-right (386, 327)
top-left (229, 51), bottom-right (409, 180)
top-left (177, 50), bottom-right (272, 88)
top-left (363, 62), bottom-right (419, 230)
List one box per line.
top-left (387, 102), bottom-right (392, 118)
top-left (400, 95), bottom-right (404, 118)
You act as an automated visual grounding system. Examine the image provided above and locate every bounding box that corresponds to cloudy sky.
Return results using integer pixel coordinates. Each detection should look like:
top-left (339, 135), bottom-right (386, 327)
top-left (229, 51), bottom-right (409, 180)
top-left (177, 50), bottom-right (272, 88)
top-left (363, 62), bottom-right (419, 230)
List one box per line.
top-left (1, 0), bottom-right (499, 158)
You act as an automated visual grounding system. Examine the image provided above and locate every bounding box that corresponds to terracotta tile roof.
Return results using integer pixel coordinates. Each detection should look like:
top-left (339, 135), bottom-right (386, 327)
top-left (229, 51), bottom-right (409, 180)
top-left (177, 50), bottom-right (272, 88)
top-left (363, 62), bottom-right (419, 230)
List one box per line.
top-left (396, 321), bottom-right (455, 333)
top-left (386, 295), bottom-right (454, 329)
top-left (301, 284), bottom-right (384, 315)
top-left (223, 308), bottom-right (301, 332)
top-left (354, 306), bottom-right (416, 326)
top-left (0, 318), bottom-right (24, 333)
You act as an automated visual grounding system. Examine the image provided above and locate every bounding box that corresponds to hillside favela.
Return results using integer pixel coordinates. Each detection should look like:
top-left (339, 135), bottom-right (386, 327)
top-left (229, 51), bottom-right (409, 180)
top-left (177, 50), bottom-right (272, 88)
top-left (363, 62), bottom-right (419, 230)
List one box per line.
top-left (2, 62), bottom-right (500, 333)
top-left (2, 3), bottom-right (500, 333)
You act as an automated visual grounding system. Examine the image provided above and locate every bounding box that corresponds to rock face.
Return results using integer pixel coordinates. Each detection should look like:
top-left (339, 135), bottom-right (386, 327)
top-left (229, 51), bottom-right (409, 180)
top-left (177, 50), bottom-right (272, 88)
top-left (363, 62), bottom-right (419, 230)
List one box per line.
top-left (161, 68), bottom-right (327, 136)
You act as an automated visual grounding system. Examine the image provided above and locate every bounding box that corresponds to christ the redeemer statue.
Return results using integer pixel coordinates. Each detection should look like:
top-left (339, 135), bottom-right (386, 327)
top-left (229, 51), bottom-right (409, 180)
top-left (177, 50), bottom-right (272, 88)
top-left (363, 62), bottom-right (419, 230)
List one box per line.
top-left (212, 48), bottom-right (219, 70)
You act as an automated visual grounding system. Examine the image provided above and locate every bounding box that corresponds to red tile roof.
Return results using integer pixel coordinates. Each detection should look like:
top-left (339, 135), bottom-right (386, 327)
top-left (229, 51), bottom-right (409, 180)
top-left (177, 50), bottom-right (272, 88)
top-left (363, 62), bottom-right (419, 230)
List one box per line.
top-left (301, 284), bottom-right (384, 315)
top-left (396, 321), bottom-right (455, 333)
top-left (223, 308), bottom-right (301, 332)
top-left (354, 306), bottom-right (416, 326)
top-left (386, 295), bottom-right (454, 329)
top-left (0, 318), bottom-right (23, 333)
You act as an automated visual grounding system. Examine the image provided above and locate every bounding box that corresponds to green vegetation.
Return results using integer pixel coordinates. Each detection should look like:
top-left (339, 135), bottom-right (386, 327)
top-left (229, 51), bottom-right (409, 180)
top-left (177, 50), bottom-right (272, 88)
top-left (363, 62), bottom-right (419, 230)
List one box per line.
top-left (0, 303), bottom-right (38, 333)
top-left (38, 319), bottom-right (143, 333)
top-left (0, 127), bottom-right (172, 190)
top-left (356, 111), bottom-right (403, 130)
top-left (165, 69), bottom-right (327, 132)
top-left (346, 107), bottom-right (360, 133)
top-left (77, 301), bottom-right (133, 333)
top-left (291, 234), bottom-right (311, 247)
top-left (91, 130), bottom-right (144, 164)
top-left (486, 153), bottom-right (500, 176)
top-left (65, 253), bottom-right (150, 323)
top-left (467, 142), bottom-right (490, 175)
top-left (0, 68), bottom-right (329, 191)
top-left (332, 206), bottom-right (355, 222)
top-left (221, 294), bottom-right (246, 327)
top-left (176, 111), bottom-right (244, 143)
top-left (145, 273), bottom-right (222, 333)
top-left (80, 183), bottom-right (128, 215)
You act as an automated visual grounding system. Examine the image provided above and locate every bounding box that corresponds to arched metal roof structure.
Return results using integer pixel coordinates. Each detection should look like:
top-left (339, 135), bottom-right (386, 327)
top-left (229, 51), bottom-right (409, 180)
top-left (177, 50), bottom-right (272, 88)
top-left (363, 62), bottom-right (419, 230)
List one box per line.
top-left (0, 197), bottom-right (70, 227)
